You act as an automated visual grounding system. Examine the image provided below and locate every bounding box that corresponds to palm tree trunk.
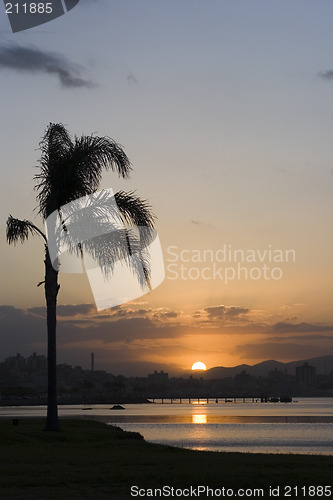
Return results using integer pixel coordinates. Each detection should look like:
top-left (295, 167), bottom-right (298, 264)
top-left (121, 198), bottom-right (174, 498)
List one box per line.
top-left (44, 247), bottom-right (61, 431)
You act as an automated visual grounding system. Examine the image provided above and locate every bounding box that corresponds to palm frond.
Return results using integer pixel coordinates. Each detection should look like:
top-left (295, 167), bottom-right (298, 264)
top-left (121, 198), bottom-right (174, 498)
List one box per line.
top-left (107, 190), bottom-right (156, 288)
top-left (46, 189), bottom-right (154, 289)
top-left (74, 134), bottom-right (132, 181)
top-left (34, 123), bottom-right (132, 218)
top-left (41, 122), bottom-right (73, 160)
top-left (82, 229), bottom-right (152, 290)
top-left (114, 191), bottom-right (156, 228)
top-left (6, 215), bottom-right (46, 245)
top-left (51, 188), bottom-right (156, 256)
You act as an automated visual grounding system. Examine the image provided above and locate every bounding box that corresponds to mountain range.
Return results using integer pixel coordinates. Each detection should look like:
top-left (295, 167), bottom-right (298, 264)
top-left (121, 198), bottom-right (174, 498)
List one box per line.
top-left (202, 355), bottom-right (333, 379)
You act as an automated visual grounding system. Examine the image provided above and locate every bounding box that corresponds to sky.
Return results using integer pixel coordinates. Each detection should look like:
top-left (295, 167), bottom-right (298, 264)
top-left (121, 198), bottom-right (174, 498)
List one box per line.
top-left (0, 0), bottom-right (332, 376)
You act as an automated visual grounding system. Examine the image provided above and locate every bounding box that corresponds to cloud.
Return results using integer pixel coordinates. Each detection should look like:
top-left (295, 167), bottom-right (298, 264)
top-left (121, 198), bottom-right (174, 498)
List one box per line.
top-left (233, 342), bottom-right (333, 361)
top-left (1, 303), bottom-right (332, 375)
top-left (204, 305), bottom-right (250, 319)
top-left (127, 72), bottom-right (138, 84)
top-left (269, 334), bottom-right (333, 342)
top-left (28, 304), bottom-right (95, 318)
top-left (272, 322), bottom-right (333, 333)
top-left (153, 308), bottom-right (180, 320)
top-left (0, 44), bottom-right (95, 88)
top-left (318, 70), bottom-right (333, 81)
top-left (0, 303), bottom-right (185, 354)
top-left (0, 305), bottom-right (47, 355)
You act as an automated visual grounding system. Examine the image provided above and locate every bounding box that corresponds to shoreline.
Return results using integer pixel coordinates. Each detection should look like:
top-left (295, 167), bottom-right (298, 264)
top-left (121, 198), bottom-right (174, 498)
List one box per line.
top-left (1, 418), bottom-right (332, 499)
top-left (0, 397), bottom-right (152, 406)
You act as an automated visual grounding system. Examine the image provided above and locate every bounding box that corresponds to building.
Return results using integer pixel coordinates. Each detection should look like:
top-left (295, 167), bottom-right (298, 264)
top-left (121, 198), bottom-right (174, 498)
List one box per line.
top-left (26, 352), bottom-right (47, 371)
top-left (4, 353), bottom-right (26, 372)
top-left (296, 362), bottom-right (316, 387)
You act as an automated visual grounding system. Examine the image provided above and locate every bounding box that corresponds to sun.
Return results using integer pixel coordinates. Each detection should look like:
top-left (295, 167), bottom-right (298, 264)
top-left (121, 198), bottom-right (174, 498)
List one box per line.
top-left (192, 361), bottom-right (207, 371)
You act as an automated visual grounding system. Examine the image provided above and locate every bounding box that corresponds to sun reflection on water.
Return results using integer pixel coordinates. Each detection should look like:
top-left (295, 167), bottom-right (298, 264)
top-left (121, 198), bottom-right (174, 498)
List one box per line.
top-left (192, 414), bottom-right (207, 424)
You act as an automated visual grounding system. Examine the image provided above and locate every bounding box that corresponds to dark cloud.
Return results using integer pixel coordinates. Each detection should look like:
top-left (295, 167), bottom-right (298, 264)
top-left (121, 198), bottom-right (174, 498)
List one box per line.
top-left (0, 304), bottom-right (184, 355)
top-left (0, 305), bottom-right (46, 356)
top-left (226, 307), bottom-right (250, 317)
top-left (127, 72), bottom-right (138, 84)
top-left (57, 304), bottom-right (95, 316)
top-left (0, 44), bottom-right (95, 88)
top-left (272, 322), bottom-right (333, 333)
top-left (318, 70), bottom-right (333, 81)
top-left (57, 317), bottom-right (186, 344)
top-left (107, 307), bottom-right (151, 319)
top-left (204, 306), bottom-right (227, 317)
top-left (269, 334), bottom-right (333, 342)
top-left (28, 304), bottom-right (95, 317)
top-left (0, 305), bottom-right (176, 373)
top-left (0, 305), bottom-right (17, 317)
top-left (153, 309), bottom-right (179, 320)
top-left (204, 305), bottom-right (250, 319)
top-left (233, 342), bottom-right (332, 361)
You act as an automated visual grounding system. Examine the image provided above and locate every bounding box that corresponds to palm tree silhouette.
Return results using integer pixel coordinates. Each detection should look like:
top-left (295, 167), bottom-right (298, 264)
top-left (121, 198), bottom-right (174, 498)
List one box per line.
top-left (6, 123), bottom-right (155, 430)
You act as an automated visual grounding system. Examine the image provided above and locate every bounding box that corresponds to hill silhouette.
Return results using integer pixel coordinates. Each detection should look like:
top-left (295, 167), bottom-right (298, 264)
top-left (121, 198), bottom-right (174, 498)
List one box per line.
top-left (202, 355), bottom-right (333, 379)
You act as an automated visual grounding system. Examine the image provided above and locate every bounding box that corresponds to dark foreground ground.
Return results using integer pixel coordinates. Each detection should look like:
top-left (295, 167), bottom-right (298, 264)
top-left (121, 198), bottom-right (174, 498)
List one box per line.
top-left (0, 418), bottom-right (332, 499)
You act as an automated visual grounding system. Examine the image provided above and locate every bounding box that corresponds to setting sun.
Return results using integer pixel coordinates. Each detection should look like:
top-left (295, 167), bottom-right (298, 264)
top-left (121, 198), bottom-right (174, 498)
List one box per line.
top-left (192, 361), bottom-right (207, 371)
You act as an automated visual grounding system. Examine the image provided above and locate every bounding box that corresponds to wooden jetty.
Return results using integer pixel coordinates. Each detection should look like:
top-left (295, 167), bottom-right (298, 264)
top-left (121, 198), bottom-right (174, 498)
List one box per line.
top-left (147, 396), bottom-right (290, 404)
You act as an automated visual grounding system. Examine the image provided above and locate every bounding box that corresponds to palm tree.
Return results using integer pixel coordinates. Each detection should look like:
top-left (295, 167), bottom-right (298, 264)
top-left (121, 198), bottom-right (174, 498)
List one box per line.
top-left (6, 123), bottom-right (155, 431)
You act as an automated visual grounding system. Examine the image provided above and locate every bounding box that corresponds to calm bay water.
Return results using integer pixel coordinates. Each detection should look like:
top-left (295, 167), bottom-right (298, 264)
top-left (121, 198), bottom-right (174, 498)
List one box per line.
top-left (1, 397), bottom-right (332, 454)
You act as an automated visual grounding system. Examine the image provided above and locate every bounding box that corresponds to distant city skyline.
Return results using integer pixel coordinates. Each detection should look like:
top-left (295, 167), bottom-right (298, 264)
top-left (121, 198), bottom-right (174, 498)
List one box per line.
top-left (1, 1), bottom-right (332, 376)
top-left (2, 349), bottom-right (333, 379)
top-left (3, 351), bottom-right (333, 402)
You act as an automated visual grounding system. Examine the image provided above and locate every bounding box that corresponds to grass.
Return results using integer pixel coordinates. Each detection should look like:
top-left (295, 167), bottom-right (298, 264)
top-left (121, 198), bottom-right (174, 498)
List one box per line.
top-left (0, 418), bottom-right (332, 499)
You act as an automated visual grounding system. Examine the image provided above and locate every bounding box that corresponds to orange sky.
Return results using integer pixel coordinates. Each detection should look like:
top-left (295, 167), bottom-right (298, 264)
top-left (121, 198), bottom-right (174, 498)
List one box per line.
top-left (0, 1), bottom-right (332, 375)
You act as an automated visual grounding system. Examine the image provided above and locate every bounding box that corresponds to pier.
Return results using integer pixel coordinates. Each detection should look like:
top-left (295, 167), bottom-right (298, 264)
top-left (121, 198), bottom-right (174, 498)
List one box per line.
top-left (147, 396), bottom-right (291, 404)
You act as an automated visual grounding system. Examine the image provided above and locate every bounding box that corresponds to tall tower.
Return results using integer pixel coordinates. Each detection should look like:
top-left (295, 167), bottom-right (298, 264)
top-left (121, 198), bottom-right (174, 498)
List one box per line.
top-left (91, 352), bottom-right (94, 373)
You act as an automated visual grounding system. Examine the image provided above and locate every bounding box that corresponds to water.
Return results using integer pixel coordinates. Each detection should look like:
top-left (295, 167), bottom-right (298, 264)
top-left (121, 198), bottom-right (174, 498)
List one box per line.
top-left (118, 422), bottom-right (333, 454)
top-left (1, 398), bottom-right (332, 455)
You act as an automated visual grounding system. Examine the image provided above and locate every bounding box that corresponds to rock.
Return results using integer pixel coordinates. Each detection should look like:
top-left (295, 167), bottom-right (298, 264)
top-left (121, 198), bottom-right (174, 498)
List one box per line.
top-left (110, 404), bottom-right (125, 410)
